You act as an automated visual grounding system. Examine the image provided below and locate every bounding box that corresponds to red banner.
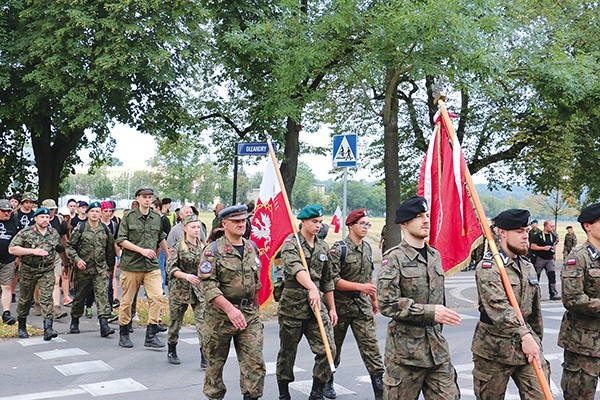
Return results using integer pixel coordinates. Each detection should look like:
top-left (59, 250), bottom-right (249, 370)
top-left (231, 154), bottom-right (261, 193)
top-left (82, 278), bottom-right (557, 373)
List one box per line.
top-left (330, 206), bottom-right (342, 234)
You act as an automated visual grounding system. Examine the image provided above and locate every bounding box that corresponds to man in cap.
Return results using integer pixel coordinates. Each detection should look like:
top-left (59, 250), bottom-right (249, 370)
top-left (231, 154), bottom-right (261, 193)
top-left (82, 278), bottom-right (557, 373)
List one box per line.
top-left (471, 209), bottom-right (549, 398)
top-left (198, 205), bottom-right (265, 400)
top-left (68, 200), bottom-right (89, 232)
top-left (0, 199), bottom-right (20, 325)
top-left (327, 208), bottom-right (384, 399)
top-left (66, 201), bottom-right (116, 338)
top-left (9, 207), bottom-right (68, 340)
top-left (530, 220), bottom-right (560, 300)
top-left (116, 188), bottom-right (168, 348)
top-left (377, 196), bottom-right (461, 399)
top-left (562, 225), bottom-right (578, 264)
top-left (276, 204), bottom-right (337, 400)
top-left (16, 192), bottom-right (36, 229)
top-left (558, 203), bottom-right (600, 399)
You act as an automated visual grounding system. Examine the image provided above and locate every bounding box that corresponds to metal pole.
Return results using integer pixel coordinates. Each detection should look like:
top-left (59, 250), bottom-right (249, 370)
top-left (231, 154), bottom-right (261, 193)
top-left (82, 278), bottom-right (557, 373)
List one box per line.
top-left (342, 167), bottom-right (347, 238)
top-left (232, 153), bottom-right (238, 206)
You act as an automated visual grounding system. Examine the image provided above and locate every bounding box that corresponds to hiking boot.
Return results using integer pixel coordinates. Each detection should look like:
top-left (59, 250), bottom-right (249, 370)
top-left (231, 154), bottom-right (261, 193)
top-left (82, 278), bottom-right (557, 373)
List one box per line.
top-left (278, 380), bottom-right (291, 400)
top-left (324, 376), bottom-right (336, 399)
top-left (118, 325), bottom-right (133, 348)
top-left (99, 317), bottom-right (115, 337)
top-left (308, 378), bottom-right (326, 400)
top-left (2, 310), bottom-right (16, 325)
top-left (69, 317), bottom-right (80, 334)
top-left (17, 317), bottom-right (29, 338)
top-left (53, 305), bottom-right (67, 319)
top-left (156, 323), bottom-right (167, 333)
top-left (43, 318), bottom-right (58, 341)
top-left (144, 324), bottom-right (165, 348)
top-left (243, 395), bottom-right (259, 400)
top-left (85, 306), bottom-right (93, 319)
top-left (371, 371), bottom-right (384, 400)
top-left (167, 343), bottom-right (181, 364)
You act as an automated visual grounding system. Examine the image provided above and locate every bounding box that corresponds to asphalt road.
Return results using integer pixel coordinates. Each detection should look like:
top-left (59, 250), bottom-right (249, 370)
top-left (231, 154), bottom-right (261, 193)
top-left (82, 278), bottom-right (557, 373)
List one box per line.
top-left (0, 270), bottom-right (593, 399)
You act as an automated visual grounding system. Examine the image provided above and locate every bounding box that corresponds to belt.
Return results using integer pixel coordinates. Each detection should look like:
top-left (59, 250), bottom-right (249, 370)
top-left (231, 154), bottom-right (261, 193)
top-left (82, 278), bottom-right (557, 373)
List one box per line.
top-left (335, 290), bottom-right (361, 299)
top-left (229, 298), bottom-right (254, 308)
top-left (479, 309), bottom-right (529, 325)
top-left (396, 319), bottom-right (439, 327)
top-left (284, 279), bottom-right (319, 289)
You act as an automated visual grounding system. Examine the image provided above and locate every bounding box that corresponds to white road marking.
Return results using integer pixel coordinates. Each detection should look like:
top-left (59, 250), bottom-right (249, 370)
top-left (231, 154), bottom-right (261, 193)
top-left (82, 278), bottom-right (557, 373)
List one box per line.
top-left (34, 348), bottom-right (88, 360)
top-left (265, 361), bottom-right (305, 375)
top-left (290, 380), bottom-right (355, 396)
top-left (54, 360), bottom-right (113, 376)
top-left (80, 378), bottom-right (147, 396)
top-left (0, 389), bottom-right (86, 400)
top-left (18, 337), bottom-right (66, 347)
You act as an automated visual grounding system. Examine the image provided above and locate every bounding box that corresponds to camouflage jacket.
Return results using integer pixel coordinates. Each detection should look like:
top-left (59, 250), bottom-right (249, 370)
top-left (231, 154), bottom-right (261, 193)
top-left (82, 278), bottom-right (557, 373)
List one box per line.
top-left (198, 236), bottom-right (261, 315)
top-left (558, 241), bottom-right (600, 358)
top-left (167, 239), bottom-right (203, 305)
top-left (377, 241), bottom-right (450, 367)
top-left (9, 225), bottom-right (61, 272)
top-left (329, 236), bottom-right (374, 316)
top-left (563, 232), bottom-right (578, 257)
top-left (116, 208), bottom-right (166, 272)
top-left (66, 222), bottom-right (114, 274)
top-left (279, 233), bottom-right (334, 319)
top-left (472, 250), bottom-right (543, 365)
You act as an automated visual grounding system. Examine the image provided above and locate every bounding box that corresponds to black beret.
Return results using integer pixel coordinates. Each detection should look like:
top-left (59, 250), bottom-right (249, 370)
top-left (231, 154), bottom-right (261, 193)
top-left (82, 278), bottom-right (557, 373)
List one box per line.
top-left (135, 188), bottom-right (154, 197)
top-left (395, 196), bottom-right (428, 224)
top-left (219, 205), bottom-right (248, 220)
top-left (494, 209), bottom-right (531, 230)
top-left (346, 208), bottom-right (368, 226)
top-left (577, 202), bottom-right (600, 224)
top-left (162, 197), bottom-right (172, 205)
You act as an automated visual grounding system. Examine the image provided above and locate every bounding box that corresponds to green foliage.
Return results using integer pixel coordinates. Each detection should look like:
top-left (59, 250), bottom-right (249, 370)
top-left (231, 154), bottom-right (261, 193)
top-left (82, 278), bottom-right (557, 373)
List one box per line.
top-left (93, 175), bottom-right (114, 200)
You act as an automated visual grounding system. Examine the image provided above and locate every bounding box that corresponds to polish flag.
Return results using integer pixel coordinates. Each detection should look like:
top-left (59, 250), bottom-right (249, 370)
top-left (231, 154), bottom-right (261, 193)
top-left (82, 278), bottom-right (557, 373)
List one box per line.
top-left (250, 155), bottom-right (294, 306)
top-left (330, 206), bottom-right (342, 234)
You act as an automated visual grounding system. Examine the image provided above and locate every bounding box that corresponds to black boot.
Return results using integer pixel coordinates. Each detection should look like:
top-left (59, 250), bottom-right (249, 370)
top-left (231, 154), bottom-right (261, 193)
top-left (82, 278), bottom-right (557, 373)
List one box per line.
top-left (127, 321), bottom-right (133, 333)
top-left (308, 378), bottom-right (326, 400)
top-left (69, 317), bottom-right (80, 334)
top-left (43, 318), bottom-right (58, 341)
top-left (2, 310), bottom-right (16, 325)
top-left (144, 324), bottom-right (165, 348)
top-left (243, 394), bottom-right (258, 400)
top-left (200, 348), bottom-right (207, 369)
top-left (277, 380), bottom-right (291, 400)
top-left (323, 376), bottom-right (336, 399)
top-left (370, 372), bottom-right (384, 400)
top-left (549, 283), bottom-right (561, 300)
top-left (17, 317), bottom-right (29, 338)
top-left (118, 324), bottom-right (133, 348)
top-left (99, 317), bottom-right (115, 337)
top-left (167, 343), bottom-right (181, 364)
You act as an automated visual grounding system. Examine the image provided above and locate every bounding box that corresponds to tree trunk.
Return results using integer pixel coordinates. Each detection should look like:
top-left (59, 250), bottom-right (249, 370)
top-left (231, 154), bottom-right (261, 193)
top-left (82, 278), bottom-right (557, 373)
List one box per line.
top-left (279, 116), bottom-right (301, 208)
top-left (382, 68), bottom-right (402, 249)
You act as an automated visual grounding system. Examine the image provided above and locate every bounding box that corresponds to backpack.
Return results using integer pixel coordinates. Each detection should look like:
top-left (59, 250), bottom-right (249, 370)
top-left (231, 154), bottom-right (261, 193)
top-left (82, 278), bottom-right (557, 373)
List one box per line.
top-left (74, 221), bottom-right (117, 268)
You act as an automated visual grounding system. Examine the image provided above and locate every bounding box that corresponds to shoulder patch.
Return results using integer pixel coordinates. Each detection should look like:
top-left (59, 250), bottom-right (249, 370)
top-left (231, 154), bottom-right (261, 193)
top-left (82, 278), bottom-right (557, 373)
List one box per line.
top-left (199, 261), bottom-right (213, 274)
top-left (204, 251), bottom-right (213, 257)
top-left (566, 258), bottom-right (577, 266)
top-left (329, 248), bottom-right (337, 255)
top-left (381, 259), bottom-right (389, 267)
top-left (482, 261), bottom-right (493, 269)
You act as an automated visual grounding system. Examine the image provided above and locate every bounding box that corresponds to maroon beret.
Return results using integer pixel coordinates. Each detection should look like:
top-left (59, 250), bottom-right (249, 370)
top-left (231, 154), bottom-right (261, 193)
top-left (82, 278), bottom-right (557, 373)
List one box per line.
top-left (346, 208), bottom-right (368, 226)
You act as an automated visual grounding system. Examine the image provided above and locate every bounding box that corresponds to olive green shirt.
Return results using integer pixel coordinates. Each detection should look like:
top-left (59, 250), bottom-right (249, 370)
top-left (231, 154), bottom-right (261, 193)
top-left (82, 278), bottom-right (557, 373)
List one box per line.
top-left (116, 208), bottom-right (166, 272)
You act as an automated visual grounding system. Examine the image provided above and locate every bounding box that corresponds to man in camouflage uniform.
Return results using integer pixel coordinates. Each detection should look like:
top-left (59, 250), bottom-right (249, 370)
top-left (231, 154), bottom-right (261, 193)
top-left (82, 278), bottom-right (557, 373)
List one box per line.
top-left (9, 207), bottom-right (68, 340)
top-left (562, 225), bottom-right (577, 263)
top-left (328, 208), bottom-right (384, 399)
top-left (277, 204), bottom-right (337, 400)
top-left (377, 196), bottom-right (461, 400)
top-left (558, 203), bottom-right (600, 399)
top-left (199, 205), bottom-right (265, 400)
top-left (472, 209), bottom-right (550, 399)
top-left (166, 214), bottom-right (206, 367)
top-left (66, 201), bottom-right (115, 338)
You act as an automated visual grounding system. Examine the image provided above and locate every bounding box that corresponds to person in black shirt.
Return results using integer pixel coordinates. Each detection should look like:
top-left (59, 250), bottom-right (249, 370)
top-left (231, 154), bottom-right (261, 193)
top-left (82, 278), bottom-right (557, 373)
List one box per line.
top-left (530, 220), bottom-right (560, 300)
top-left (16, 192), bottom-right (36, 229)
top-left (68, 201), bottom-right (89, 232)
top-left (0, 199), bottom-right (20, 324)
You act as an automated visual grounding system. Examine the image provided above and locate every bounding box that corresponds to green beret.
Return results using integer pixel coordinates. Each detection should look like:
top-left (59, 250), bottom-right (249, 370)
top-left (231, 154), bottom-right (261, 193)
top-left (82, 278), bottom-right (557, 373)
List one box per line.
top-left (33, 207), bottom-right (50, 217)
top-left (494, 209), bottom-right (531, 230)
top-left (86, 201), bottom-right (102, 213)
top-left (297, 204), bottom-right (324, 220)
top-left (182, 215), bottom-right (200, 225)
top-left (578, 202), bottom-right (600, 224)
top-left (396, 196), bottom-right (428, 224)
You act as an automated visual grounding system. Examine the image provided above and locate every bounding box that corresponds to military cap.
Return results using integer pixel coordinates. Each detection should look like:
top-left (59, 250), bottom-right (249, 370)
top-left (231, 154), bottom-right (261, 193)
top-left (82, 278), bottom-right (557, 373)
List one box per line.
top-left (566, 225), bottom-right (573, 230)
top-left (182, 215), bottom-right (200, 226)
top-left (218, 205), bottom-right (248, 220)
top-left (297, 204), bottom-right (324, 220)
top-left (21, 192), bottom-right (36, 202)
top-left (346, 208), bottom-right (368, 226)
top-left (395, 196), bottom-right (428, 224)
top-left (494, 209), bottom-right (531, 230)
top-left (86, 201), bottom-right (102, 213)
top-left (41, 199), bottom-right (58, 209)
top-left (162, 197), bottom-right (172, 205)
top-left (577, 202), bottom-right (600, 224)
top-left (135, 188), bottom-right (154, 197)
top-left (100, 201), bottom-right (113, 211)
top-left (0, 199), bottom-right (12, 210)
top-left (33, 207), bottom-right (50, 217)
top-left (77, 200), bottom-right (89, 207)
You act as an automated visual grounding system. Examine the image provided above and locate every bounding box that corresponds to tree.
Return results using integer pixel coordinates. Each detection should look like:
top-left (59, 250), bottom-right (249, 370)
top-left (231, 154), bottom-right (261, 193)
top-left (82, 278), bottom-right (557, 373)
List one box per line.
top-left (93, 175), bottom-right (114, 200)
top-left (0, 1), bottom-right (207, 200)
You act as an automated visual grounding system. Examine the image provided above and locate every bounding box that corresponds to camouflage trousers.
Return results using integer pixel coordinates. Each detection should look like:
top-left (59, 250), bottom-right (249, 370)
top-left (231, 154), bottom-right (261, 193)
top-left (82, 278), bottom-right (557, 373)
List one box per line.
top-left (276, 313), bottom-right (336, 383)
top-left (473, 354), bottom-right (550, 400)
top-left (333, 312), bottom-right (384, 374)
top-left (203, 307), bottom-right (265, 399)
top-left (383, 360), bottom-right (459, 400)
top-left (561, 350), bottom-right (600, 400)
top-left (71, 269), bottom-right (110, 319)
top-left (17, 266), bottom-right (55, 319)
top-left (167, 300), bottom-right (204, 348)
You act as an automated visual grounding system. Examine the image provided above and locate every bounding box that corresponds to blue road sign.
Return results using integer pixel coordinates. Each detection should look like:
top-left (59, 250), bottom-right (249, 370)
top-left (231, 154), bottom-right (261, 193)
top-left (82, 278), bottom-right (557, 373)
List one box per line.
top-left (332, 134), bottom-right (357, 167)
top-left (236, 142), bottom-right (277, 156)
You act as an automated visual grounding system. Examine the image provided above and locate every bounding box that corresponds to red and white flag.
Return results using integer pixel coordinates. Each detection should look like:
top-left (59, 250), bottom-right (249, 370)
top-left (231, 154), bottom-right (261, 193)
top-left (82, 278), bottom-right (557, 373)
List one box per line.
top-left (418, 111), bottom-right (483, 275)
top-left (330, 206), bottom-right (342, 233)
top-left (250, 152), bottom-right (294, 306)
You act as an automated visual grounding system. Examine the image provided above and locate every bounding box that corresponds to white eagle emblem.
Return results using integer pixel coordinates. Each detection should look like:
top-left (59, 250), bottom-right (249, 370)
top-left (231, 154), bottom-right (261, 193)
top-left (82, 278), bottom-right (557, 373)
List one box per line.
top-left (252, 213), bottom-right (271, 243)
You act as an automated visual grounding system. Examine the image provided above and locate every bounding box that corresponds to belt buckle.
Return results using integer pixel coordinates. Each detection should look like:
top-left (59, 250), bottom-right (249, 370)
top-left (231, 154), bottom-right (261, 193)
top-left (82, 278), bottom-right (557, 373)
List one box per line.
top-left (240, 298), bottom-right (250, 307)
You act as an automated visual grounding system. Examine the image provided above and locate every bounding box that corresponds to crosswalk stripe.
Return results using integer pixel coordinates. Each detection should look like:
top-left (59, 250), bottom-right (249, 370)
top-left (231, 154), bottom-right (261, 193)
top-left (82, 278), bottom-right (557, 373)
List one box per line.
top-left (265, 361), bottom-right (305, 375)
top-left (0, 389), bottom-right (86, 400)
top-left (79, 378), bottom-right (147, 396)
top-left (55, 360), bottom-right (113, 376)
top-left (35, 348), bottom-right (88, 360)
top-left (290, 380), bottom-right (355, 396)
top-left (18, 337), bottom-right (66, 347)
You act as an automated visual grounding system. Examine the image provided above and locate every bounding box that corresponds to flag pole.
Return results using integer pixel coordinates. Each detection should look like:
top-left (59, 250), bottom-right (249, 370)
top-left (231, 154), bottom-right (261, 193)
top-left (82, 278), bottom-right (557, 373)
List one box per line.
top-left (265, 139), bottom-right (336, 373)
top-left (435, 94), bottom-right (553, 399)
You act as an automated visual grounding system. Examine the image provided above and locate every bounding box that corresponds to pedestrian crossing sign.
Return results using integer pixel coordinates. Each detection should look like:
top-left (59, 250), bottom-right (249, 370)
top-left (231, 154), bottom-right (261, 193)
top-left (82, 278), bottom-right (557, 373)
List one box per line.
top-left (332, 134), bottom-right (357, 167)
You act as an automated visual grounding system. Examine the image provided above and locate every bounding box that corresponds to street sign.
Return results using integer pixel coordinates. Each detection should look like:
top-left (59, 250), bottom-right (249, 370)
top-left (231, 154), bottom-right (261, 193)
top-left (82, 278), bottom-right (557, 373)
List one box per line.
top-left (332, 134), bottom-right (357, 167)
top-left (236, 142), bottom-right (277, 156)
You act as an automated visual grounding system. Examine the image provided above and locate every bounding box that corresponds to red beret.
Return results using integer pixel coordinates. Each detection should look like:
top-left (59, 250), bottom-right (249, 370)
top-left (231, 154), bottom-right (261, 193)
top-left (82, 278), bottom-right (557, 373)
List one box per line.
top-left (346, 208), bottom-right (368, 226)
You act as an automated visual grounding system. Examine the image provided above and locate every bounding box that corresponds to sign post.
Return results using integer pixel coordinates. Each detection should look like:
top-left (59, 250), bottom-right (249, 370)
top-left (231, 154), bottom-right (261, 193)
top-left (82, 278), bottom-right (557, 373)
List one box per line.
top-left (233, 142), bottom-right (278, 204)
top-left (332, 134), bottom-right (358, 237)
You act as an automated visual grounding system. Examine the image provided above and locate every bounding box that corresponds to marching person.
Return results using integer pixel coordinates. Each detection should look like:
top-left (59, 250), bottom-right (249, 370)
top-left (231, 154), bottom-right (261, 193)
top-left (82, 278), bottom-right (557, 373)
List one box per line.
top-left (276, 204), bottom-right (337, 400)
top-left (472, 209), bottom-right (549, 399)
top-left (199, 205), bottom-right (265, 400)
top-left (530, 220), bottom-right (560, 300)
top-left (166, 214), bottom-right (206, 367)
top-left (0, 199), bottom-right (20, 325)
top-left (377, 196), bottom-right (461, 400)
top-left (559, 203), bottom-right (600, 399)
top-left (9, 207), bottom-right (68, 340)
top-left (562, 225), bottom-right (578, 263)
top-left (327, 208), bottom-right (384, 399)
top-left (66, 201), bottom-right (116, 338)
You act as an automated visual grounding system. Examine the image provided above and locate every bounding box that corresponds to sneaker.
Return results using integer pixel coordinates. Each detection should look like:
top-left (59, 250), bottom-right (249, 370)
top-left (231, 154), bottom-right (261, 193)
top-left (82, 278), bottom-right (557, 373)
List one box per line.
top-left (132, 313), bottom-right (140, 322)
top-left (85, 307), bottom-right (93, 319)
top-left (53, 305), bottom-right (67, 319)
top-left (2, 311), bottom-right (16, 325)
top-left (63, 297), bottom-right (73, 306)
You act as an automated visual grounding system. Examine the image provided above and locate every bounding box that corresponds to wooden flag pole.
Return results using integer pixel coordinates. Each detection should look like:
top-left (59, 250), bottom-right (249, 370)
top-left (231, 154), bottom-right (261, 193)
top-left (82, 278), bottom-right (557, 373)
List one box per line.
top-left (266, 140), bottom-right (336, 373)
top-left (435, 95), bottom-right (553, 399)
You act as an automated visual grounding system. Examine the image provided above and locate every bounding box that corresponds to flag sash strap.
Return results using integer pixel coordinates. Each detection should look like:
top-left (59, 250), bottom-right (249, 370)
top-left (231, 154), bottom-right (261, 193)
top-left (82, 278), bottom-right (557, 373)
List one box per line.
top-left (436, 100), bottom-right (553, 400)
